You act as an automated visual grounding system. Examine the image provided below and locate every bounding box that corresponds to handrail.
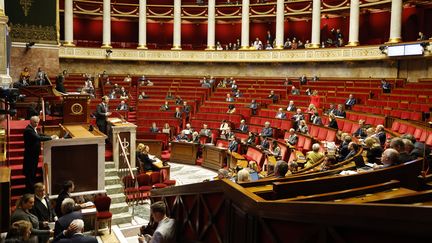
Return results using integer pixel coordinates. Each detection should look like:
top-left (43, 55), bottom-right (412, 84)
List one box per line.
top-left (117, 134), bottom-right (134, 179)
top-left (43, 163), bottom-right (50, 195)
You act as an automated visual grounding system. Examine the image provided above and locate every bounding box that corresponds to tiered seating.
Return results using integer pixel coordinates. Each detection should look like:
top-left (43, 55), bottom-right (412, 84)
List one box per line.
top-left (389, 118), bottom-right (432, 146)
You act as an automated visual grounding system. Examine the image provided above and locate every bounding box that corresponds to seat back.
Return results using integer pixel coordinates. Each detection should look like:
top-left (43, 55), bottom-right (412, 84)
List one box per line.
top-left (150, 172), bottom-right (162, 184)
top-left (94, 195), bottom-right (111, 212)
top-left (122, 175), bottom-right (136, 189)
top-left (137, 173), bottom-right (151, 187)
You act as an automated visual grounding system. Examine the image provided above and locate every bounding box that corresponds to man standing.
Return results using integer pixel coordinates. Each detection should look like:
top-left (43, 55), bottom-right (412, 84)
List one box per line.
top-left (96, 96), bottom-right (111, 134)
top-left (139, 201), bottom-right (175, 243)
top-left (23, 116), bottom-right (53, 193)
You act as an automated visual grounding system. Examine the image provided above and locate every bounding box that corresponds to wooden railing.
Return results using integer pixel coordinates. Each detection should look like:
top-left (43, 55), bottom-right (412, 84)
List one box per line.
top-left (150, 158), bottom-right (432, 243)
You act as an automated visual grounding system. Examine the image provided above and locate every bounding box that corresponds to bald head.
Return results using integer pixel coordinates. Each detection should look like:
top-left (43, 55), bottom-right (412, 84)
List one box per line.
top-left (381, 148), bottom-right (400, 166)
top-left (30, 116), bottom-right (40, 128)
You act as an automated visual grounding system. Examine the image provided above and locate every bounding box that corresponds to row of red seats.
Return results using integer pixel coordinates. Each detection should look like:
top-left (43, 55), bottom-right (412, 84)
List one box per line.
top-left (283, 132), bottom-right (313, 153)
top-left (191, 113), bottom-right (243, 125)
top-left (352, 105), bottom-right (423, 121)
top-left (345, 111), bottom-right (385, 127)
top-left (390, 119), bottom-right (432, 146)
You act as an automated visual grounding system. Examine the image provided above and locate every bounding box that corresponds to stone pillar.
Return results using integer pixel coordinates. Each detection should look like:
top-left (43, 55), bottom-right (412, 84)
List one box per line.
top-left (346, 0), bottom-right (360, 46)
top-left (102, 0), bottom-right (112, 48)
top-left (274, 0), bottom-right (285, 49)
top-left (0, 0), bottom-right (4, 15)
top-left (206, 0), bottom-right (216, 50)
top-left (64, 0), bottom-right (75, 46)
top-left (388, 0), bottom-right (402, 43)
top-left (172, 0), bottom-right (182, 50)
top-left (137, 0), bottom-right (147, 49)
top-left (309, 0), bottom-right (321, 48)
top-left (240, 0), bottom-right (250, 49)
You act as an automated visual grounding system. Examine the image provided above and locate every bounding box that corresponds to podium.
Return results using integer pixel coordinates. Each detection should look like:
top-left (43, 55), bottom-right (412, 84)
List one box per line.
top-left (170, 142), bottom-right (199, 165)
top-left (108, 119), bottom-right (137, 170)
top-left (43, 125), bottom-right (106, 195)
top-left (63, 94), bottom-right (91, 124)
top-left (202, 145), bottom-right (227, 170)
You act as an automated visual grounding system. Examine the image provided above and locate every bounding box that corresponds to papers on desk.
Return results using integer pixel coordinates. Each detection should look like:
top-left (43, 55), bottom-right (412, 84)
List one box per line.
top-left (82, 201), bottom-right (94, 207)
top-left (339, 170), bottom-right (358, 175)
top-left (109, 118), bottom-right (122, 124)
top-left (81, 207), bottom-right (96, 215)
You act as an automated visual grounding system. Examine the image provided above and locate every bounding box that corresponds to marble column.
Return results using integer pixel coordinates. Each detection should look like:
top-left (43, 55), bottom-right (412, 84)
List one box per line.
top-left (274, 0), bottom-right (285, 49)
top-left (0, 0), bottom-right (4, 15)
top-left (347, 0), bottom-right (359, 46)
top-left (206, 0), bottom-right (216, 50)
top-left (309, 0), bottom-right (321, 48)
top-left (137, 0), bottom-right (148, 49)
top-left (102, 0), bottom-right (112, 48)
top-left (388, 0), bottom-right (402, 43)
top-left (172, 0), bottom-right (182, 50)
top-left (64, 0), bottom-right (75, 46)
top-left (240, 0), bottom-right (250, 49)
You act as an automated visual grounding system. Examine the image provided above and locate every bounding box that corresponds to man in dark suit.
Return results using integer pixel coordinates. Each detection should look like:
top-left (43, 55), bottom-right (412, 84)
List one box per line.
top-left (375, 125), bottom-right (387, 146)
top-left (228, 137), bottom-right (238, 153)
top-left (116, 100), bottom-right (128, 111)
top-left (54, 219), bottom-right (97, 243)
top-left (286, 100), bottom-right (296, 112)
top-left (239, 120), bottom-right (248, 133)
top-left (23, 116), bottom-right (52, 193)
top-left (95, 96), bottom-right (111, 134)
top-left (249, 100), bottom-right (258, 115)
top-left (31, 183), bottom-right (57, 228)
top-left (174, 107), bottom-right (182, 119)
top-left (54, 198), bottom-right (83, 238)
top-left (345, 94), bottom-right (356, 110)
top-left (182, 101), bottom-right (191, 119)
top-left (259, 122), bottom-right (273, 138)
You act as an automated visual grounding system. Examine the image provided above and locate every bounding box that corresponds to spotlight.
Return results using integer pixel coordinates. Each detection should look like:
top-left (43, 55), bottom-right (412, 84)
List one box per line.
top-left (25, 42), bottom-right (35, 49)
top-left (105, 49), bottom-right (113, 57)
top-left (379, 45), bottom-right (388, 54)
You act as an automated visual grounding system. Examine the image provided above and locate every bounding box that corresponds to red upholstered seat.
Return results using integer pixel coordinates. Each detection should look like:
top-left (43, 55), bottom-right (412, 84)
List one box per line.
top-left (137, 173), bottom-right (152, 192)
top-left (150, 172), bottom-right (167, 188)
top-left (317, 127), bottom-right (327, 141)
top-left (391, 121), bottom-right (400, 132)
top-left (413, 128), bottom-right (422, 140)
top-left (310, 125), bottom-right (319, 138)
top-left (325, 130), bottom-right (336, 142)
top-left (420, 130), bottom-right (428, 143)
top-left (406, 126), bottom-right (415, 135)
top-left (303, 137), bottom-right (312, 152)
top-left (426, 133), bottom-right (432, 147)
top-left (96, 211), bottom-right (113, 219)
top-left (398, 124), bottom-right (408, 134)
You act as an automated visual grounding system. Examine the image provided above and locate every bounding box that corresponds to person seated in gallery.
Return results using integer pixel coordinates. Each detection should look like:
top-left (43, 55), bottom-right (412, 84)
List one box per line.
top-left (160, 101), bottom-right (170, 111)
top-left (274, 160), bottom-right (288, 178)
top-left (291, 108), bottom-right (304, 130)
top-left (337, 134), bottom-right (352, 161)
top-left (304, 143), bottom-right (324, 168)
top-left (369, 148), bottom-right (400, 170)
top-left (345, 94), bottom-right (356, 110)
top-left (175, 130), bottom-right (190, 142)
top-left (227, 136), bottom-right (238, 153)
top-left (353, 120), bottom-right (367, 139)
top-left (174, 107), bottom-right (182, 120)
top-left (116, 100), bottom-right (129, 111)
top-left (238, 119), bottom-right (248, 133)
top-left (286, 100), bottom-right (296, 112)
top-left (146, 80), bottom-right (154, 86)
top-left (199, 124), bottom-right (212, 137)
top-left (19, 67), bottom-right (31, 86)
top-left (418, 31), bottom-right (428, 41)
top-left (259, 121), bottom-right (273, 138)
top-left (257, 136), bottom-right (270, 150)
top-left (175, 96), bottom-right (183, 105)
top-left (268, 90), bottom-right (278, 103)
top-left (108, 90), bottom-right (117, 99)
top-left (285, 128), bottom-right (298, 146)
top-left (182, 123), bottom-right (194, 135)
top-left (123, 74), bottom-right (132, 83)
top-left (333, 104), bottom-right (346, 118)
top-left (310, 111), bottom-right (322, 125)
top-left (381, 79), bottom-right (391, 93)
top-left (138, 91), bottom-right (149, 99)
top-left (299, 74), bottom-right (307, 85)
top-left (162, 123), bottom-right (171, 137)
top-left (249, 99), bottom-right (258, 115)
top-left (149, 122), bottom-right (160, 133)
top-left (217, 78), bottom-right (227, 87)
top-left (165, 91), bottom-right (174, 100)
top-left (290, 86), bottom-right (300, 95)
top-left (266, 140), bottom-right (281, 161)
top-left (243, 131), bottom-right (256, 146)
top-left (233, 89), bottom-right (242, 98)
top-left (275, 108), bottom-right (287, 119)
top-left (35, 67), bottom-right (49, 85)
top-left (219, 120), bottom-right (230, 137)
top-left (327, 113), bottom-right (339, 130)
top-left (119, 87), bottom-right (129, 99)
top-left (324, 103), bottom-right (336, 115)
top-left (297, 120), bottom-right (309, 135)
top-left (136, 143), bottom-right (158, 172)
top-left (226, 93), bottom-right (234, 102)
top-left (190, 131), bottom-right (200, 144)
top-left (216, 41), bottom-right (223, 51)
top-left (227, 104), bottom-right (236, 114)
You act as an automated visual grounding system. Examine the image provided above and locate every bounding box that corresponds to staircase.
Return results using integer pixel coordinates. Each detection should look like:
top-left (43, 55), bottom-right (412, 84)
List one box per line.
top-left (104, 161), bottom-right (133, 225)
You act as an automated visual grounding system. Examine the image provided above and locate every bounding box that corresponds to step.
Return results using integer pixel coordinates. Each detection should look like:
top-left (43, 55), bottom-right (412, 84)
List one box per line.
top-left (9, 163), bottom-right (42, 176)
top-left (105, 168), bottom-right (118, 177)
top-left (105, 176), bottom-right (120, 186)
top-left (10, 173), bottom-right (41, 186)
top-left (110, 202), bottom-right (129, 214)
top-left (105, 162), bottom-right (115, 169)
top-left (8, 148), bottom-right (24, 157)
top-left (105, 184), bottom-right (123, 195)
top-left (109, 193), bottom-right (127, 204)
top-left (8, 141), bottom-right (24, 149)
top-left (8, 134), bottom-right (23, 141)
top-left (112, 212), bottom-right (133, 225)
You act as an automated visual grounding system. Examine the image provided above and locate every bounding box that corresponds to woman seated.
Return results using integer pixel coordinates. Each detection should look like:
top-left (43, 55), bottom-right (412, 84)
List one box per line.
top-left (149, 122), bottom-right (160, 133)
top-left (243, 131), bottom-right (256, 146)
top-left (227, 104), bottom-right (236, 114)
top-left (219, 120), bottom-right (230, 137)
top-left (297, 120), bottom-right (309, 135)
top-left (267, 140), bottom-right (281, 161)
top-left (136, 143), bottom-right (158, 172)
top-left (162, 123), bottom-right (171, 135)
top-left (19, 67), bottom-right (31, 85)
top-left (364, 137), bottom-right (383, 164)
top-left (327, 113), bottom-right (339, 130)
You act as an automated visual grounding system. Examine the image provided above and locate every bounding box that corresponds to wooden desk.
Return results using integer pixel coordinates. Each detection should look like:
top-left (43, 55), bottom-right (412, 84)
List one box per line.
top-left (202, 145), bottom-right (227, 170)
top-left (0, 167), bottom-right (10, 232)
top-left (43, 125), bottom-right (106, 195)
top-left (230, 152), bottom-right (248, 169)
top-left (170, 142), bottom-right (199, 165)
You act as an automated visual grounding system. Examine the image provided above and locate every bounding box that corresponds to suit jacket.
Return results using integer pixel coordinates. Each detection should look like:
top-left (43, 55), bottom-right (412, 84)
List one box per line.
top-left (182, 106), bottom-right (191, 114)
top-left (160, 105), bottom-right (169, 111)
top-left (376, 131), bottom-right (386, 145)
top-left (334, 110), bottom-right (346, 118)
top-left (199, 128), bottom-right (211, 137)
top-left (291, 89), bottom-right (300, 95)
top-left (345, 98), bottom-right (356, 106)
top-left (239, 124), bottom-right (248, 133)
top-left (261, 127), bottom-right (273, 137)
top-left (311, 115), bottom-right (322, 125)
top-left (95, 103), bottom-right (109, 128)
top-left (11, 208), bottom-right (50, 237)
top-left (328, 120), bottom-right (338, 130)
top-left (150, 217), bottom-right (176, 243)
top-left (137, 152), bottom-right (156, 171)
top-left (23, 125), bottom-right (51, 175)
top-left (275, 112), bottom-right (287, 119)
top-left (149, 127), bottom-right (160, 133)
top-left (353, 127), bottom-right (367, 138)
top-left (174, 111), bottom-right (182, 119)
top-left (286, 134), bottom-right (298, 145)
top-left (286, 105), bottom-right (296, 112)
top-left (117, 104), bottom-right (128, 111)
top-left (31, 196), bottom-right (56, 223)
top-left (55, 191), bottom-right (70, 217)
top-left (54, 233), bottom-right (98, 243)
top-left (54, 211), bottom-right (83, 238)
top-left (305, 152), bottom-right (324, 168)
top-left (228, 140), bottom-right (238, 152)
top-left (292, 114), bottom-right (304, 122)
